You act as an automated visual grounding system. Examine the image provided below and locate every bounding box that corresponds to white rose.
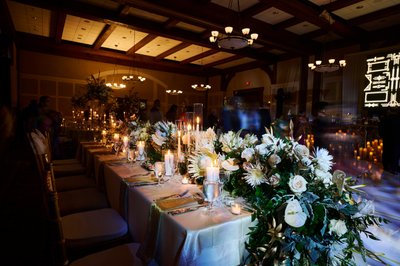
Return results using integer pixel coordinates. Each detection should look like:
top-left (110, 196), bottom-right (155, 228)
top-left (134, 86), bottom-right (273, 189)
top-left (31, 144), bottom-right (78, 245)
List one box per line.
top-left (268, 154), bottom-right (281, 168)
top-left (329, 219), bottom-right (347, 237)
top-left (315, 169), bottom-right (333, 186)
top-left (294, 144), bottom-right (310, 158)
top-left (352, 200), bottom-right (375, 218)
top-left (284, 199), bottom-right (307, 228)
top-left (241, 148), bottom-right (255, 161)
top-left (288, 175), bottom-right (307, 194)
top-left (262, 133), bottom-right (275, 145)
top-left (255, 143), bottom-right (269, 155)
top-left (221, 158), bottom-right (239, 171)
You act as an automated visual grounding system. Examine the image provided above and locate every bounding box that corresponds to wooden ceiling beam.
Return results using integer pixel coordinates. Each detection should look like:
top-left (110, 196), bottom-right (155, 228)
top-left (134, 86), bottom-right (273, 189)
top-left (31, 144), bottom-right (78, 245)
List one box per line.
top-left (155, 42), bottom-right (191, 60)
top-left (204, 55), bottom-right (242, 68)
top-left (10, 0), bottom-right (278, 63)
top-left (127, 34), bottom-right (157, 55)
top-left (15, 32), bottom-right (219, 76)
top-left (93, 24), bottom-right (116, 50)
top-left (264, 0), bottom-right (363, 39)
top-left (180, 49), bottom-right (219, 65)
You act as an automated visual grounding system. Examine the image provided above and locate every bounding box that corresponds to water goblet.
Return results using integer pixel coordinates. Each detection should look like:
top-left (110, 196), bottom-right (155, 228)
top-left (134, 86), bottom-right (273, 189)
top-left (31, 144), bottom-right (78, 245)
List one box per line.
top-left (203, 179), bottom-right (222, 214)
top-left (154, 161), bottom-right (165, 186)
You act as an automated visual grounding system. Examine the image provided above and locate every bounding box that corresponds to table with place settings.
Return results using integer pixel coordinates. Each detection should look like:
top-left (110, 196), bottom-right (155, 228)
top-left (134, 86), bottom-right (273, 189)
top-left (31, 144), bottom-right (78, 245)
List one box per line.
top-left (101, 159), bottom-right (254, 266)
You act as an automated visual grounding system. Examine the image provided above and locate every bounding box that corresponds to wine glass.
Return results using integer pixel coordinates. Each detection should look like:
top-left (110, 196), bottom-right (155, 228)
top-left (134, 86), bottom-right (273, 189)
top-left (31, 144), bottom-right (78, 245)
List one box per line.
top-left (154, 162), bottom-right (165, 186)
top-left (203, 179), bottom-right (221, 213)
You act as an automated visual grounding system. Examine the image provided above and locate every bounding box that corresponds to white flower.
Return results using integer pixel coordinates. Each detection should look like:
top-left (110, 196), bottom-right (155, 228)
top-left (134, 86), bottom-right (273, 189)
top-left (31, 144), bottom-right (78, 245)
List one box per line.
top-left (284, 199), bottom-right (307, 228)
top-left (268, 173), bottom-right (281, 186)
top-left (288, 175), bottom-right (308, 194)
top-left (242, 134), bottom-right (258, 147)
top-left (329, 219), bottom-right (348, 237)
top-left (314, 147), bottom-right (333, 172)
top-left (152, 131), bottom-right (166, 146)
top-left (241, 148), bottom-right (255, 161)
top-left (219, 131), bottom-right (243, 153)
top-left (221, 158), bottom-right (239, 171)
top-left (300, 157), bottom-right (314, 171)
top-left (255, 143), bottom-right (269, 155)
top-left (268, 154), bottom-right (281, 168)
top-left (261, 133), bottom-right (276, 145)
top-left (294, 144), bottom-right (310, 158)
top-left (314, 169), bottom-right (333, 186)
top-left (352, 199), bottom-right (375, 218)
top-left (329, 241), bottom-right (346, 266)
top-left (243, 164), bottom-right (266, 188)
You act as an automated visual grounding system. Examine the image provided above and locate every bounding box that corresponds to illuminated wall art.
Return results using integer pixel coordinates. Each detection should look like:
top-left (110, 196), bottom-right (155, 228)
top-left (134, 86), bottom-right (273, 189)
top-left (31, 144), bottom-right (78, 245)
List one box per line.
top-left (364, 52), bottom-right (400, 108)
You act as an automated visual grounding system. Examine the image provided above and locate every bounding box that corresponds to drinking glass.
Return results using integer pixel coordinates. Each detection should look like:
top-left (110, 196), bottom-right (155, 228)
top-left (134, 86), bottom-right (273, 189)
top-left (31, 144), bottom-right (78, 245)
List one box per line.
top-left (203, 179), bottom-right (221, 213)
top-left (154, 162), bottom-right (165, 186)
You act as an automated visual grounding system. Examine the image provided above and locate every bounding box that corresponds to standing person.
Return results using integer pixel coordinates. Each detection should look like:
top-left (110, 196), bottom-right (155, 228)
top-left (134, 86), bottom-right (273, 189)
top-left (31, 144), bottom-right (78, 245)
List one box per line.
top-left (149, 99), bottom-right (163, 123)
top-left (166, 104), bottom-right (178, 122)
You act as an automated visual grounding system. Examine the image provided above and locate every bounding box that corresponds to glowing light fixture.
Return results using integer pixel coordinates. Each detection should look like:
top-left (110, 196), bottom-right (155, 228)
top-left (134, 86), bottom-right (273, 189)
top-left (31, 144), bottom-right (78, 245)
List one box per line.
top-left (308, 59), bottom-right (346, 72)
top-left (209, 0), bottom-right (258, 50)
top-left (166, 89), bottom-right (183, 95)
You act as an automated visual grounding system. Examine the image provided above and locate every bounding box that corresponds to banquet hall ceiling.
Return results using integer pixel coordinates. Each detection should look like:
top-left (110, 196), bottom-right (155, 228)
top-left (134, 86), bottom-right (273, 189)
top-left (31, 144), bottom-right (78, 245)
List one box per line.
top-left (2, 0), bottom-right (400, 76)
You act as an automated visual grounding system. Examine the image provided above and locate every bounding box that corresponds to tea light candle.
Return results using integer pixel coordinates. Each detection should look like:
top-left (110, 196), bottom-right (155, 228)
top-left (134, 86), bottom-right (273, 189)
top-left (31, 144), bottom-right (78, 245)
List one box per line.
top-left (113, 133), bottom-right (120, 142)
top-left (206, 160), bottom-right (219, 182)
top-left (164, 150), bottom-right (174, 176)
top-left (231, 203), bottom-right (241, 215)
top-left (182, 176), bottom-right (189, 184)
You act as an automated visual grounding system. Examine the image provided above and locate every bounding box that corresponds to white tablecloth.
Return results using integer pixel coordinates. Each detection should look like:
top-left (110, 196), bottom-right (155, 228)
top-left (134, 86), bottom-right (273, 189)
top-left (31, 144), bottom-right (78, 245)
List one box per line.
top-left (102, 161), bottom-right (254, 266)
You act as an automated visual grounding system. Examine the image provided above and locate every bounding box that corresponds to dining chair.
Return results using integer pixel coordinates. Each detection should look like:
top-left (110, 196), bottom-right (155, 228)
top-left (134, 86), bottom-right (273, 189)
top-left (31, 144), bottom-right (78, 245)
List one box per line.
top-left (28, 134), bottom-right (132, 261)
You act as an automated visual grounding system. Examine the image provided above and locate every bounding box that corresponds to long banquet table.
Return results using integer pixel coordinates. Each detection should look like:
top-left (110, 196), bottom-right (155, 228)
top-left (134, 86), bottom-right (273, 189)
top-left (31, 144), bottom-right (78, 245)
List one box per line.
top-left (90, 146), bottom-right (253, 265)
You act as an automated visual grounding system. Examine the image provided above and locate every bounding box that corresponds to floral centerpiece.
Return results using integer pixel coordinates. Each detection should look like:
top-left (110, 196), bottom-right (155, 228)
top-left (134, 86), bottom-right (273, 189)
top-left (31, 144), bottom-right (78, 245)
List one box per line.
top-left (188, 127), bottom-right (387, 265)
top-left (147, 121), bottom-right (177, 163)
top-left (128, 119), bottom-right (151, 148)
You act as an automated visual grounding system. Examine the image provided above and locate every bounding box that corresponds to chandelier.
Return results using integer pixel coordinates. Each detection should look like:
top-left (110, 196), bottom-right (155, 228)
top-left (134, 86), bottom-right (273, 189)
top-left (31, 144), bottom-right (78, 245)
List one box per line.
top-left (166, 89), bottom-right (183, 95)
top-left (209, 0), bottom-right (258, 50)
top-left (122, 75), bottom-right (146, 82)
top-left (106, 65), bottom-right (126, 89)
top-left (122, 30), bottom-right (146, 83)
top-left (308, 59), bottom-right (346, 72)
top-left (191, 83), bottom-right (211, 91)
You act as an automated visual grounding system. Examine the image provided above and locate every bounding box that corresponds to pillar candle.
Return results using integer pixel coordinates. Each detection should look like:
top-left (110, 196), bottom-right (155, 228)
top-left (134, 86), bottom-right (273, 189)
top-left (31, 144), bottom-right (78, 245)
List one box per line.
top-left (187, 124), bottom-right (191, 154)
top-left (231, 203), bottom-right (241, 215)
top-left (206, 161), bottom-right (219, 182)
top-left (137, 141), bottom-right (145, 160)
top-left (123, 136), bottom-right (129, 147)
top-left (113, 133), bottom-right (119, 142)
top-left (195, 117), bottom-right (200, 151)
top-left (164, 150), bottom-right (174, 176)
top-left (177, 130), bottom-right (181, 161)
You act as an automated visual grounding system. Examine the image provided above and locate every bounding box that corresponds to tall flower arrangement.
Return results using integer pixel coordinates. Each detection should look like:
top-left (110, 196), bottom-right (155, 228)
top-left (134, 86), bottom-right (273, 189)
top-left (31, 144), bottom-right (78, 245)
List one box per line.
top-left (189, 128), bottom-right (387, 265)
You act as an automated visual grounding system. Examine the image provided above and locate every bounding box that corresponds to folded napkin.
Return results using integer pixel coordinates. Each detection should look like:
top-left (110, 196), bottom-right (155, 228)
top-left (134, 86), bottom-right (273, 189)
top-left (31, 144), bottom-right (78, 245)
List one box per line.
top-left (124, 176), bottom-right (158, 186)
top-left (155, 196), bottom-right (199, 211)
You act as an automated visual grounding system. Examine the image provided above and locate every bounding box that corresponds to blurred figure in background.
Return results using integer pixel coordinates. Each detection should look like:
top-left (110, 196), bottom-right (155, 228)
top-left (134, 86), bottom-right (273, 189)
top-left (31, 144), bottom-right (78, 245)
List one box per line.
top-left (149, 99), bottom-right (162, 123)
top-left (166, 104), bottom-right (178, 122)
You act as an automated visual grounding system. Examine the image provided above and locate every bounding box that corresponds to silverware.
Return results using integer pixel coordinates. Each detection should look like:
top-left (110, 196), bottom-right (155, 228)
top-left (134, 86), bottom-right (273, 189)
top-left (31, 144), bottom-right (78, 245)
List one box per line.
top-left (168, 203), bottom-right (207, 216)
top-left (155, 189), bottom-right (189, 201)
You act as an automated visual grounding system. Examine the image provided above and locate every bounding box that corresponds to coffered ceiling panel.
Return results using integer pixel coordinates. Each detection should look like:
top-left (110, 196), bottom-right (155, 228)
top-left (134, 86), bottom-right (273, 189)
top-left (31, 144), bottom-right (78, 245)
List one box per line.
top-left (136, 37), bottom-right (182, 57)
top-left (333, 0), bottom-right (400, 19)
top-left (7, 1), bottom-right (51, 37)
top-left (286, 22), bottom-right (320, 35)
top-left (253, 7), bottom-right (293, 25)
top-left (195, 51), bottom-right (236, 65)
top-left (62, 15), bottom-right (106, 45)
top-left (101, 27), bottom-right (148, 52)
